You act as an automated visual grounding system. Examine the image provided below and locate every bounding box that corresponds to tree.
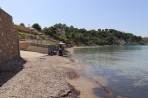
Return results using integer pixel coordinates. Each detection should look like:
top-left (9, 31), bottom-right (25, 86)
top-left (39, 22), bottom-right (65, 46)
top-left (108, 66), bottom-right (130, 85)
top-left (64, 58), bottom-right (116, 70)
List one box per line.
top-left (20, 23), bottom-right (25, 27)
top-left (32, 23), bottom-right (42, 31)
top-left (43, 27), bottom-right (56, 36)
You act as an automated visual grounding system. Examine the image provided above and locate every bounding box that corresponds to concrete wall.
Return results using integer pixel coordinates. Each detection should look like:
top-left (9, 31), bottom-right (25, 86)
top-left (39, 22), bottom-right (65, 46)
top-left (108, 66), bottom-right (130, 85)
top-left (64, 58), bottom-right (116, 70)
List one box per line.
top-left (0, 8), bottom-right (20, 64)
top-left (25, 43), bottom-right (48, 54)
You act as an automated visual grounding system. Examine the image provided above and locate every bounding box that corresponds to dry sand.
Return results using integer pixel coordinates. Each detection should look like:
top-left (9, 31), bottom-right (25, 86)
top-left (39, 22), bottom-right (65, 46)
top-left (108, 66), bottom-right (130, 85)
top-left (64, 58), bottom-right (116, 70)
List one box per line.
top-left (20, 51), bottom-right (47, 59)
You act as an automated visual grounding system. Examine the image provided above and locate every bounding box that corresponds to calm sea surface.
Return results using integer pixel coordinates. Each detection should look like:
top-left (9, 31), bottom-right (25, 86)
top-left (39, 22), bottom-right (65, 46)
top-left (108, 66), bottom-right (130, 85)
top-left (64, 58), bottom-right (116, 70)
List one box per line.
top-left (73, 45), bottom-right (148, 98)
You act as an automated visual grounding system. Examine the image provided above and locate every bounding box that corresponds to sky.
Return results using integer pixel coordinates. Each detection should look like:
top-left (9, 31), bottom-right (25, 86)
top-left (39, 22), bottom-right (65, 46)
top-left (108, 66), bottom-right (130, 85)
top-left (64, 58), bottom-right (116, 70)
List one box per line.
top-left (0, 0), bottom-right (148, 37)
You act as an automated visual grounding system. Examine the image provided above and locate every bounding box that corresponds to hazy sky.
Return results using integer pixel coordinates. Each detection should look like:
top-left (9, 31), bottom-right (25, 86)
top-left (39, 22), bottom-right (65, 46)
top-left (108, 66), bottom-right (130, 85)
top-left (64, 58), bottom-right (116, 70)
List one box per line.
top-left (0, 0), bottom-right (148, 37)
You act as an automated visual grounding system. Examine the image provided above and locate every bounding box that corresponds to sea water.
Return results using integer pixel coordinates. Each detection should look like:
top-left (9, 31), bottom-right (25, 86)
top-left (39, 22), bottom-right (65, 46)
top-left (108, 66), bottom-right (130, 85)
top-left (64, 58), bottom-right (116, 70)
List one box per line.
top-left (73, 45), bottom-right (148, 98)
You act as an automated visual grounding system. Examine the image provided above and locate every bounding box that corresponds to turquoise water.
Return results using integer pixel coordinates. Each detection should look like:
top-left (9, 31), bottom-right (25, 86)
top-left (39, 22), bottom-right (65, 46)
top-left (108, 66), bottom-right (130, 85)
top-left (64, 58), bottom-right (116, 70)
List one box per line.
top-left (73, 46), bottom-right (148, 98)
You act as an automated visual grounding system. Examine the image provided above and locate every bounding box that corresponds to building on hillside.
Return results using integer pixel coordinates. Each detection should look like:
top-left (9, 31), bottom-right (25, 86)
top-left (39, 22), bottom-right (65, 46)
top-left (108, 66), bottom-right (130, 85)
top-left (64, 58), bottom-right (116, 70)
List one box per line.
top-left (0, 8), bottom-right (20, 65)
top-left (57, 28), bottom-right (66, 35)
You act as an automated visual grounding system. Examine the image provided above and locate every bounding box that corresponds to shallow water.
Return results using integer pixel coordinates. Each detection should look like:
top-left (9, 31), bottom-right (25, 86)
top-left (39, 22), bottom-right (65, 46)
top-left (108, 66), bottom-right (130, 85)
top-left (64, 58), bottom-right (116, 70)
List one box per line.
top-left (73, 45), bottom-right (148, 98)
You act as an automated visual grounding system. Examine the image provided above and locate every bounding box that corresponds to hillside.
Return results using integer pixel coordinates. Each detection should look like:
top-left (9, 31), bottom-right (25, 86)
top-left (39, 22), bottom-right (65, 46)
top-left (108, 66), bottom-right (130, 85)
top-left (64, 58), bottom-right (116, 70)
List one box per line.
top-left (14, 25), bottom-right (40, 35)
top-left (14, 25), bottom-right (56, 45)
top-left (15, 24), bottom-right (146, 46)
top-left (143, 37), bottom-right (148, 44)
top-left (43, 23), bottom-right (146, 46)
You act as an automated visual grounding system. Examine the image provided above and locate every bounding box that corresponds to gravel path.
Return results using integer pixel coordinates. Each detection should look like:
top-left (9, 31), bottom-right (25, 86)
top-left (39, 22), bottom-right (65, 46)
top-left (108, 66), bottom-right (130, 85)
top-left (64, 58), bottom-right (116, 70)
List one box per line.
top-left (0, 54), bottom-right (80, 98)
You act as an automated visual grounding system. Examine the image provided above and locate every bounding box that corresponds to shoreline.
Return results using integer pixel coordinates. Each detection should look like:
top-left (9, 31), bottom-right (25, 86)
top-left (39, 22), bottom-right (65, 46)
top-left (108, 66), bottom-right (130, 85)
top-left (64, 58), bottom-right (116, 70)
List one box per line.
top-left (66, 47), bottom-right (126, 98)
top-left (0, 49), bottom-right (125, 98)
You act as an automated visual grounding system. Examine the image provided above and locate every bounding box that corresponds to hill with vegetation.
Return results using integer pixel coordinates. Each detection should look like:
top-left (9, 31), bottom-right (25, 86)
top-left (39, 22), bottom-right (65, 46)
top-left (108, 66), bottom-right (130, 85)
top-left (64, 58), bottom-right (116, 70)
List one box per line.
top-left (43, 23), bottom-right (145, 46)
top-left (14, 24), bottom-right (55, 45)
top-left (15, 23), bottom-right (146, 46)
top-left (143, 37), bottom-right (148, 44)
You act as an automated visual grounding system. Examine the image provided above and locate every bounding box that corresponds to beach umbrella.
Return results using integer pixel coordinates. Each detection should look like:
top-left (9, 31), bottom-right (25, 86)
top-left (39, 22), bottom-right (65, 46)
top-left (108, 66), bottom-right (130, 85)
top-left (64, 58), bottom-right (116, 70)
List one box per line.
top-left (58, 42), bottom-right (66, 45)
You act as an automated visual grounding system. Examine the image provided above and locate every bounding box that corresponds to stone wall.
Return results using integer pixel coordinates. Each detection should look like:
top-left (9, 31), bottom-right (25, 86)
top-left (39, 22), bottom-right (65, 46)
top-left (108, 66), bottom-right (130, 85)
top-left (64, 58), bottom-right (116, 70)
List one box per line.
top-left (0, 8), bottom-right (20, 64)
top-left (19, 41), bottom-right (30, 50)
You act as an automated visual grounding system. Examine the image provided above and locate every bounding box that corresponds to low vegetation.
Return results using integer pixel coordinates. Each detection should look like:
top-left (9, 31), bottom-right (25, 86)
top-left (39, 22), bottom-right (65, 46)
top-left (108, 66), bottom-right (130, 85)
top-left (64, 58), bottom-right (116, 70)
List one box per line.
top-left (15, 24), bottom-right (56, 45)
top-left (14, 25), bottom-right (38, 35)
top-left (18, 32), bottom-right (35, 40)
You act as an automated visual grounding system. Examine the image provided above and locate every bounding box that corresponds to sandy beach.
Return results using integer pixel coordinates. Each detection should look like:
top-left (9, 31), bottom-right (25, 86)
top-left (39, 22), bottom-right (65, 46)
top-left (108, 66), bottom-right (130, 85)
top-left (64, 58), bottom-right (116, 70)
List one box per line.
top-left (0, 51), bottom-right (80, 98)
top-left (0, 50), bottom-right (125, 98)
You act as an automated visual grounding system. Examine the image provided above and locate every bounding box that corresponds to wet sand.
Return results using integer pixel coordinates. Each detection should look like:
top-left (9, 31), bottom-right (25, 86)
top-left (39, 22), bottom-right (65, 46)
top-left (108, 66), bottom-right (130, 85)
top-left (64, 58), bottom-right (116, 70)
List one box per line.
top-left (66, 76), bottom-right (100, 98)
top-left (65, 60), bottom-right (125, 98)
top-left (66, 47), bottom-right (126, 98)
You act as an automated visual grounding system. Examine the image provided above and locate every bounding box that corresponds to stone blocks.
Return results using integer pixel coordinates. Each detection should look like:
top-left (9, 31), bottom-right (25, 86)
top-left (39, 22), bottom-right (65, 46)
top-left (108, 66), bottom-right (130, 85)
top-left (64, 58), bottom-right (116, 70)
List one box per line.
top-left (0, 8), bottom-right (20, 64)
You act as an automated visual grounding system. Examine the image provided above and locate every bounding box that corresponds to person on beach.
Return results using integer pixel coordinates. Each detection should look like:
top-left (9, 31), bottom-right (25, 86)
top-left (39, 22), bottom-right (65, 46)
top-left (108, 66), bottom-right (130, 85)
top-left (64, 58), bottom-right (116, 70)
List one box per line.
top-left (58, 45), bottom-right (64, 56)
